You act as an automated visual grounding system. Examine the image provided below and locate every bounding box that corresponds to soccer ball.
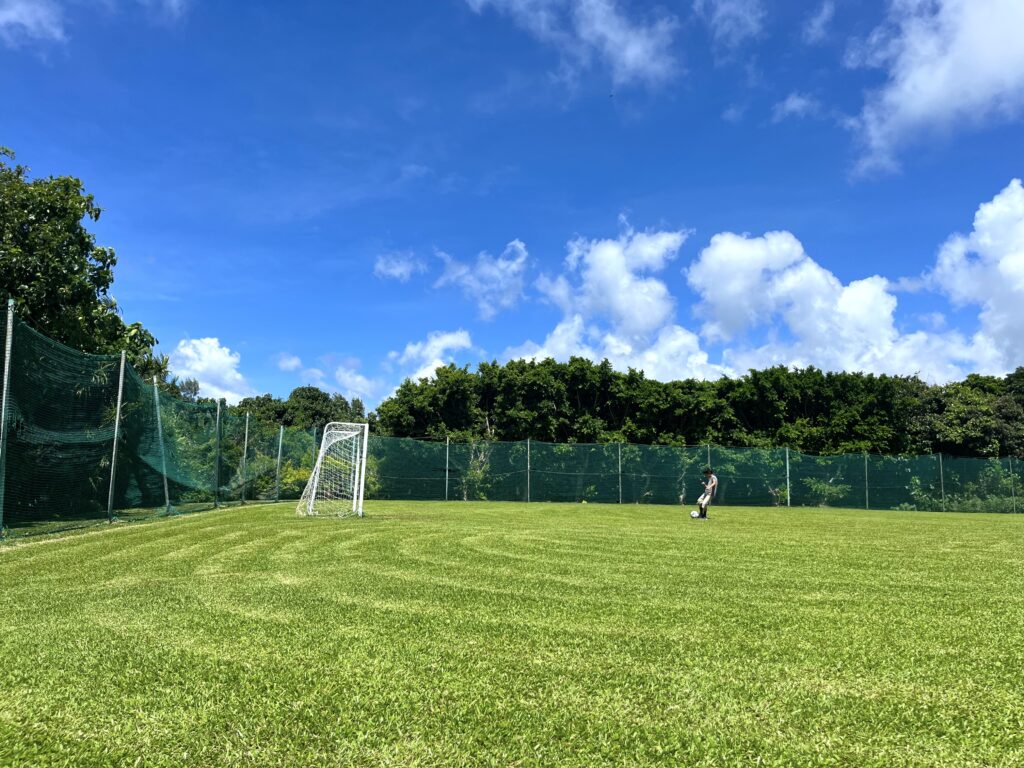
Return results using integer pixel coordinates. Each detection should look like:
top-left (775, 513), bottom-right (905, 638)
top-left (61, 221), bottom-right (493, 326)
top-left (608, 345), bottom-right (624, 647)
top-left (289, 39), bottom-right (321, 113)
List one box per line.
top-left (690, 510), bottom-right (700, 518)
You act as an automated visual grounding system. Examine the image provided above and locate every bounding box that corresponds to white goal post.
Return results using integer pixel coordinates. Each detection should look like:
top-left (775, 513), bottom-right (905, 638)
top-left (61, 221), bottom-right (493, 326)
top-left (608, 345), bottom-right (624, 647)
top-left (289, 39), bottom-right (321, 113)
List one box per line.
top-left (297, 422), bottom-right (369, 517)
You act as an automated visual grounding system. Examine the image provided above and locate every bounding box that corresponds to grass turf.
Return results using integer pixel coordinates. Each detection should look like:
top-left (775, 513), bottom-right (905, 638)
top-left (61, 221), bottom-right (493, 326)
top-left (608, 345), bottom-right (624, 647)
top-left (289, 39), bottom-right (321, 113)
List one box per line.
top-left (1, 502), bottom-right (1023, 767)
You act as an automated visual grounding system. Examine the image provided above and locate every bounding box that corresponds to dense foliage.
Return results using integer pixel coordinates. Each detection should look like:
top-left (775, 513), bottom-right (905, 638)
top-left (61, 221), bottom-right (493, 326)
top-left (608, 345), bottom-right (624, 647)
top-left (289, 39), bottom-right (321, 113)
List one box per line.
top-left (374, 359), bottom-right (1024, 458)
top-left (233, 386), bottom-right (366, 430)
top-left (0, 148), bottom-right (166, 379)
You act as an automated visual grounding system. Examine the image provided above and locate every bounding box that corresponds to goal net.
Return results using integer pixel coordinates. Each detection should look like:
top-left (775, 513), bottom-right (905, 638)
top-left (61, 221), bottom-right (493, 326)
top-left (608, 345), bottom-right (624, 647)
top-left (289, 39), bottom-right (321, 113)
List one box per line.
top-left (297, 422), bottom-right (369, 517)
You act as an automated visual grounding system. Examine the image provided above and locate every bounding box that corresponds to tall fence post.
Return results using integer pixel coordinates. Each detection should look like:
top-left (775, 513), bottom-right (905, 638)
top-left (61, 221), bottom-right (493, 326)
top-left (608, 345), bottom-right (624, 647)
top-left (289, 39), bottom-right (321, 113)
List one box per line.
top-left (1010, 456), bottom-right (1016, 514)
top-left (357, 423), bottom-right (369, 517)
top-left (152, 377), bottom-right (171, 514)
top-left (106, 350), bottom-right (127, 522)
top-left (864, 452), bottom-right (869, 510)
top-left (445, 436), bottom-right (450, 501)
top-left (938, 453), bottom-right (946, 512)
top-left (785, 447), bottom-right (791, 507)
top-left (0, 299), bottom-right (14, 533)
top-left (275, 424), bottom-right (284, 502)
top-left (213, 400), bottom-right (221, 507)
top-left (241, 411), bottom-right (250, 503)
top-left (526, 438), bottom-right (531, 503)
top-left (618, 443), bottom-right (622, 504)
top-left (707, 443), bottom-right (711, 467)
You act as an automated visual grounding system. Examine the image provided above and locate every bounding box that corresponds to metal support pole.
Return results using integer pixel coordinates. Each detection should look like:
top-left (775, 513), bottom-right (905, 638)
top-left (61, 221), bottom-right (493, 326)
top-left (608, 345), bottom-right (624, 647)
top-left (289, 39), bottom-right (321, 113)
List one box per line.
top-left (106, 351), bottom-right (127, 522)
top-left (785, 447), bottom-right (791, 507)
top-left (1010, 456), bottom-right (1016, 514)
top-left (0, 299), bottom-right (14, 532)
top-left (618, 443), bottom-right (622, 504)
top-left (152, 377), bottom-right (171, 514)
top-left (938, 453), bottom-right (946, 512)
top-left (275, 425), bottom-right (284, 502)
top-left (213, 400), bottom-right (221, 507)
top-left (357, 423), bottom-right (369, 517)
top-left (526, 438), bottom-right (531, 503)
top-left (707, 443), bottom-right (712, 467)
top-left (864, 452), bottom-right (869, 510)
top-left (445, 436), bottom-right (450, 501)
top-left (350, 434), bottom-right (358, 515)
top-left (241, 411), bottom-right (249, 504)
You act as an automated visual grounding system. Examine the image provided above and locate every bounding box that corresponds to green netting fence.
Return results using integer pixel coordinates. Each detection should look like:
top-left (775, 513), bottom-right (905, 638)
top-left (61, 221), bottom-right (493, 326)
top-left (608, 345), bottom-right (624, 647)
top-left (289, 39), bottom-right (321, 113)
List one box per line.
top-left (0, 304), bottom-right (1022, 539)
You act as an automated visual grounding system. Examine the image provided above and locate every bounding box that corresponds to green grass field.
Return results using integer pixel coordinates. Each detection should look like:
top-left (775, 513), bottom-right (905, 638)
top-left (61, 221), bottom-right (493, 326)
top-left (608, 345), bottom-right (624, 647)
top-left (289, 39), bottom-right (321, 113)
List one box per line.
top-left (1, 502), bottom-right (1023, 767)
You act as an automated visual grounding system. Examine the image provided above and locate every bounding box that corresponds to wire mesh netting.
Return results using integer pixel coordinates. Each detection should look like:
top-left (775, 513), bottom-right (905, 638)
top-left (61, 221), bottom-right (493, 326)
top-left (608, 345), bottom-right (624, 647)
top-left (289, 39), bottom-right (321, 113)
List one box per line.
top-left (1, 308), bottom-right (1022, 540)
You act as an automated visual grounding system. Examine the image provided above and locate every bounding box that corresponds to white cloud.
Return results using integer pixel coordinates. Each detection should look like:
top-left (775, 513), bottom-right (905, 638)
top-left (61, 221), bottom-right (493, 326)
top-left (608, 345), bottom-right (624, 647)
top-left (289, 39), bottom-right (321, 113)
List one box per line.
top-left (510, 222), bottom-right (726, 381)
top-left (435, 240), bottom-right (530, 319)
top-left (686, 230), bottom-right (806, 342)
top-left (506, 185), bottom-right (1024, 388)
top-left (0, 0), bottom-right (64, 46)
top-left (276, 353), bottom-right (302, 371)
top-left (686, 229), bottom-right (994, 382)
top-left (539, 220), bottom-right (688, 343)
top-left (169, 338), bottom-right (254, 405)
top-left (802, 0), bottom-right (834, 45)
top-left (693, 0), bottom-right (765, 49)
top-left (1, 0), bottom-right (191, 48)
top-left (771, 92), bottom-right (822, 122)
top-left (136, 0), bottom-right (190, 19)
top-left (721, 104), bottom-right (746, 123)
top-left (334, 364), bottom-right (382, 402)
top-left (847, 0), bottom-right (1024, 175)
top-left (392, 329), bottom-right (474, 382)
top-left (300, 368), bottom-right (327, 387)
top-left (929, 178), bottom-right (1024, 370)
top-left (466, 0), bottom-right (678, 87)
top-left (374, 252), bottom-right (427, 282)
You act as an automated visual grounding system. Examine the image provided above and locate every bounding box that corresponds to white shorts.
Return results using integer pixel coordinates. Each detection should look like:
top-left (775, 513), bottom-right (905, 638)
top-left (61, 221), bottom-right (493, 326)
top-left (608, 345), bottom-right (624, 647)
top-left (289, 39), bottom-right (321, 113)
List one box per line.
top-left (698, 492), bottom-right (713, 507)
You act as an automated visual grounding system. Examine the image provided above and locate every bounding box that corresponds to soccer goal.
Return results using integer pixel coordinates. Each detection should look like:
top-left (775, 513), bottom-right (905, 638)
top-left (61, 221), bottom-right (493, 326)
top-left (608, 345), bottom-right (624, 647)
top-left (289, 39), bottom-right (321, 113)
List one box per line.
top-left (297, 422), bottom-right (369, 517)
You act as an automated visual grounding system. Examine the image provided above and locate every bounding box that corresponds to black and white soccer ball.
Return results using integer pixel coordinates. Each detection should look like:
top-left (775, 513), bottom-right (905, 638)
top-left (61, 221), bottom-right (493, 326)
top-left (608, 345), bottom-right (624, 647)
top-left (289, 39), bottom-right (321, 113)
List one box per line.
top-left (690, 510), bottom-right (700, 518)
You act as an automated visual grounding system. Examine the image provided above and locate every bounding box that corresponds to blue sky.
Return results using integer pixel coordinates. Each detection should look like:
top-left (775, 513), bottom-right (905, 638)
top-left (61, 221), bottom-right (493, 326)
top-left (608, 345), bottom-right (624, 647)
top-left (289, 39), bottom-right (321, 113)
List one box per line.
top-left (3, 0), bottom-right (1024, 405)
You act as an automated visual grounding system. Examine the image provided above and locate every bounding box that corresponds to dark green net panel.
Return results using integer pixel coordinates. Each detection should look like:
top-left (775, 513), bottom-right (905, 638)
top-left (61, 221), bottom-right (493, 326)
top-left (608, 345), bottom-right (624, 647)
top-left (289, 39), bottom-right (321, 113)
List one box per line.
top-left (0, 319), bottom-right (121, 535)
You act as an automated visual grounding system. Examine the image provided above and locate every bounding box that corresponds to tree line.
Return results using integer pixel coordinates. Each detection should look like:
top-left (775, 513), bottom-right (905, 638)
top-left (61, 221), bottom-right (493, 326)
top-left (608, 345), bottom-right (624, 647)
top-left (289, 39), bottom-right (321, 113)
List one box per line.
top-left (373, 359), bottom-right (1024, 458)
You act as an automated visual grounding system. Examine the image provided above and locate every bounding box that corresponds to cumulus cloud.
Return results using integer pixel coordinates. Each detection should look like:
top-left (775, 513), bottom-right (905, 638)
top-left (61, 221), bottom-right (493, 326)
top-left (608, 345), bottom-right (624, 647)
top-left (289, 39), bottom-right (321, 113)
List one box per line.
top-left (276, 353), bottom-right (302, 371)
top-left (929, 178), bottom-right (1024, 370)
top-left (541, 220), bottom-right (688, 342)
top-left (802, 0), bottom-right (834, 44)
top-left (509, 315), bottom-right (721, 383)
top-left (507, 180), bottom-right (1024, 387)
top-left (1, 0), bottom-right (191, 48)
top-left (771, 92), bottom-right (822, 122)
top-left (847, 0), bottom-right (1024, 174)
top-left (170, 338), bottom-right (254, 404)
top-left (511, 222), bottom-right (725, 381)
top-left (0, 0), bottom-right (65, 46)
top-left (136, 0), bottom-right (190, 19)
top-left (685, 229), bottom-right (995, 381)
top-left (374, 252), bottom-right (427, 282)
top-left (466, 0), bottom-right (678, 87)
top-left (334, 364), bottom-right (382, 402)
top-left (299, 367), bottom-right (327, 387)
top-left (693, 0), bottom-right (765, 49)
top-left (391, 329), bottom-right (474, 382)
top-left (435, 240), bottom-right (529, 319)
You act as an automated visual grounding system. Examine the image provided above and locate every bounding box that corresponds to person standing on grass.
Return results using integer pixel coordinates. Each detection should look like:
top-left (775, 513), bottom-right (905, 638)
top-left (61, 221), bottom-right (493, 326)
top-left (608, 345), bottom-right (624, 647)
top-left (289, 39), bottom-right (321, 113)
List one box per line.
top-left (697, 467), bottom-right (717, 519)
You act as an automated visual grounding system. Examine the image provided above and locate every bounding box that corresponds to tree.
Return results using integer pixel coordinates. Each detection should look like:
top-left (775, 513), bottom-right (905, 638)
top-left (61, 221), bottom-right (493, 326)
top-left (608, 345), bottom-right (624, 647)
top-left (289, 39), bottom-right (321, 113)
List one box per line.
top-left (0, 148), bottom-right (165, 377)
